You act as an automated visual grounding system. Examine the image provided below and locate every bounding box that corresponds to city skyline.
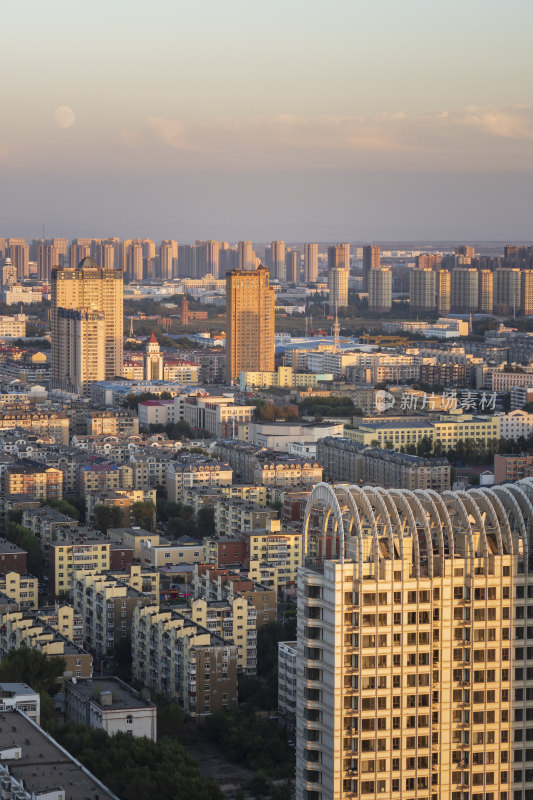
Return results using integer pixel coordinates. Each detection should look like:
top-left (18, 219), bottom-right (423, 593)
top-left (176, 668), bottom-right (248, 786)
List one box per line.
top-left (1, 1), bottom-right (533, 239)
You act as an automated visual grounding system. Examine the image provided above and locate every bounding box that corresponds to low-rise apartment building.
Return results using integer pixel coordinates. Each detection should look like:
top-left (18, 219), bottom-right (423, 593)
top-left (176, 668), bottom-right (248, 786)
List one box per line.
top-left (0, 683), bottom-right (40, 724)
top-left (0, 572), bottom-right (38, 609)
top-left (49, 539), bottom-right (110, 596)
top-left (254, 456), bottom-right (323, 487)
top-left (0, 539), bottom-right (27, 574)
top-left (166, 457), bottom-right (232, 503)
top-left (132, 604), bottom-right (239, 718)
top-left (139, 537), bottom-right (204, 569)
top-left (87, 410), bottom-right (140, 437)
top-left (213, 498), bottom-right (278, 539)
top-left (3, 458), bottom-right (63, 499)
top-left (192, 564), bottom-right (277, 627)
top-left (494, 453), bottom-right (533, 484)
top-left (65, 676), bottom-right (157, 740)
top-left (0, 409), bottom-right (69, 444)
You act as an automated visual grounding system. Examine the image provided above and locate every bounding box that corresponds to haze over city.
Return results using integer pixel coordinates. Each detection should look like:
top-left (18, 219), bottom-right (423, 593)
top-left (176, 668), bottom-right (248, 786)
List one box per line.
top-left (2, 0), bottom-right (533, 240)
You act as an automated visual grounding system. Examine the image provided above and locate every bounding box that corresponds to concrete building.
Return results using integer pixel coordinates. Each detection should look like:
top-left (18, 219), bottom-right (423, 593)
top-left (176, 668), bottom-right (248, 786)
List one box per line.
top-left (498, 409), bottom-right (533, 440)
top-left (143, 332), bottom-right (164, 381)
top-left (0, 683), bottom-right (40, 724)
top-left (0, 314), bottom-right (27, 338)
top-left (494, 453), bottom-right (533, 483)
top-left (295, 480), bottom-right (533, 800)
top-left (368, 267), bottom-right (392, 313)
top-left (132, 604), bottom-right (239, 718)
top-left (409, 268), bottom-right (436, 312)
top-left (49, 539), bottom-right (110, 596)
top-left (436, 268), bottom-right (451, 314)
top-left (478, 268), bottom-right (494, 313)
top-left (0, 409), bottom-right (69, 445)
top-left (183, 394), bottom-right (255, 438)
top-left (316, 437), bottom-right (451, 491)
top-left (349, 414), bottom-right (499, 451)
top-left (0, 573), bottom-right (38, 610)
top-left (226, 266), bottom-right (275, 383)
top-left (304, 243), bottom-right (318, 283)
top-left (362, 245), bottom-right (380, 290)
top-left (191, 564), bottom-right (277, 627)
top-left (278, 641), bottom-right (297, 730)
top-left (139, 538), bottom-right (203, 568)
top-left (3, 458), bottom-right (63, 499)
top-left (51, 256), bottom-right (123, 396)
top-left (0, 539), bottom-right (27, 575)
top-left (328, 267), bottom-right (349, 310)
top-left (166, 457), bottom-right (232, 503)
top-left (450, 267), bottom-right (479, 312)
top-left (494, 267), bottom-right (521, 314)
top-left (186, 596), bottom-right (257, 674)
top-left (65, 677), bottom-right (157, 740)
top-left (0, 709), bottom-right (119, 799)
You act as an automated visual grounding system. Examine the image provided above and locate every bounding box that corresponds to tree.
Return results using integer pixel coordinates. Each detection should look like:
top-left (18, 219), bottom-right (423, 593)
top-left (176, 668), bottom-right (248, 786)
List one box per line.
top-left (6, 522), bottom-right (44, 578)
top-left (131, 501), bottom-right (156, 531)
top-left (93, 505), bottom-right (123, 533)
top-left (0, 647), bottom-right (65, 727)
top-left (41, 498), bottom-right (80, 521)
top-left (197, 507), bottom-right (215, 537)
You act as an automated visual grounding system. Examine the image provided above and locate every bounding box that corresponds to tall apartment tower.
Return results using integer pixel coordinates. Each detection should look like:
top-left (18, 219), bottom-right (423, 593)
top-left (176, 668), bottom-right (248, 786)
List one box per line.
top-left (494, 268), bottom-right (521, 315)
top-left (521, 270), bottom-right (533, 316)
top-left (238, 241), bottom-right (254, 271)
top-left (36, 242), bottom-right (60, 282)
top-left (409, 268), bottom-right (436, 313)
top-left (127, 239), bottom-right (143, 282)
top-left (455, 244), bottom-right (475, 259)
top-left (478, 269), bottom-right (494, 313)
top-left (286, 249), bottom-right (300, 283)
top-left (197, 240), bottom-right (220, 278)
top-left (450, 268), bottom-right (479, 312)
top-left (160, 240), bottom-right (178, 280)
top-left (271, 241), bottom-right (286, 282)
top-left (436, 269), bottom-right (451, 314)
top-left (363, 245), bottom-right (380, 290)
top-left (297, 480), bottom-right (533, 800)
top-left (225, 266), bottom-right (275, 384)
top-left (368, 267), bottom-right (392, 313)
top-left (6, 239), bottom-right (29, 279)
top-left (328, 268), bottom-right (349, 311)
top-left (51, 257), bottom-right (123, 396)
top-left (97, 241), bottom-right (116, 271)
top-left (416, 253), bottom-right (442, 270)
top-left (328, 244), bottom-right (351, 272)
top-left (304, 244), bottom-right (318, 283)
top-left (69, 239), bottom-right (92, 269)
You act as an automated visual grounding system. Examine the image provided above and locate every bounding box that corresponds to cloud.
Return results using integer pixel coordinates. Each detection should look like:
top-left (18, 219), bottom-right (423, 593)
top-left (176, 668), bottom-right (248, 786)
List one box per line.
top-left (455, 106), bottom-right (533, 140)
top-left (146, 117), bottom-right (199, 150)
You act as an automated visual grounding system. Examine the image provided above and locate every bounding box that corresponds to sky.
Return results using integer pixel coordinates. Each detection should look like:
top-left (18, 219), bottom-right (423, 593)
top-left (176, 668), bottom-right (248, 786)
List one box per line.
top-left (1, 0), bottom-right (533, 241)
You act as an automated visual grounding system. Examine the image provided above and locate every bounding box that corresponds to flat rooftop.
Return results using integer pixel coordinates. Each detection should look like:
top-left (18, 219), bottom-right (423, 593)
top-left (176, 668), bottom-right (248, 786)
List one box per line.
top-left (0, 709), bottom-right (119, 799)
top-left (67, 677), bottom-right (155, 711)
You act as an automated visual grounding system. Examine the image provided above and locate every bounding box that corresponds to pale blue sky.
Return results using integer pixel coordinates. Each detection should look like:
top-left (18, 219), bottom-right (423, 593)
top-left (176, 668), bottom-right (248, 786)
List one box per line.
top-left (1, 0), bottom-right (532, 240)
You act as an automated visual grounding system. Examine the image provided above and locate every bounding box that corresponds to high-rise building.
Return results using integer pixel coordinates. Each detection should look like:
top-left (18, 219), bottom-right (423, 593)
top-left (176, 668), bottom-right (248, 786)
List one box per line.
top-left (478, 269), bottom-right (494, 313)
top-left (450, 268), bottom-right (479, 312)
top-left (197, 240), bottom-right (220, 278)
top-left (296, 480), bottom-right (532, 800)
top-left (455, 244), bottom-right (475, 259)
top-left (362, 244), bottom-right (380, 290)
top-left (522, 270), bottom-right (533, 316)
top-left (416, 253), bottom-right (442, 270)
top-left (328, 267), bottom-right (349, 311)
top-left (225, 266), bottom-right (275, 384)
top-left (238, 241), bottom-right (254, 271)
top-left (178, 244), bottom-right (197, 278)
top-left (494, 267), bottom-right (521, 315)
top-left (368, 267), bottom-right (392, 313)
top-left (328, 244), bottom-right (351, 272)
top-left (51, 256), bottom-right (123, 396)
top-left (127, 239), bottom-right (143, 282)
top-left (6, 239), bottom-right (29, 279)
top-left (286, 249), bottom-right (300, 283)
top-left (304, 243), bottom-right (318, 283)
top-left (1, 259), bottom-right (17, 289)
top-left (271, 241), bottom-right (286, 282)
top-left (436, 269), bottom-right (451, 314)
top-left (69, 239), bottom-right (92, 269)
top-left (97, 241), bottom-right (116, 271)
top-left (409, 268), bottom-right (436, 313)
top-left (144, 332), bottom-right (164, 380)
top-left (36, 241), bottom-right (60, 282)
top-left (160, 240), bottom-right (178, 280)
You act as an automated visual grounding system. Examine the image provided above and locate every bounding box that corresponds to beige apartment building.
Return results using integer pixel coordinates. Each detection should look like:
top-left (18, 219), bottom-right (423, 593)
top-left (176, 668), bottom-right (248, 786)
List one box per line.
top-left (192, 565), bottom-right (277, 627)
top-left (51, 257), bottom-right (123, 396)
top-left (186, 596), bottom-right (257, 674)
top-left (0, 572), bottom-right (38, 609)
top-left (296, 480), bottom-right (533, 800)
top-left (409, 268), bottom-right (436, 312)
top-left (368, 268), bottom-right (392, 313)
top-left (132, 604), bottom-right (239, 718)
top-left (329, 267), bottom-right (349, 310)
top-left (226, 266), bottom-right (275, 383)
top-left (0, 410), bottom-right (69, 445)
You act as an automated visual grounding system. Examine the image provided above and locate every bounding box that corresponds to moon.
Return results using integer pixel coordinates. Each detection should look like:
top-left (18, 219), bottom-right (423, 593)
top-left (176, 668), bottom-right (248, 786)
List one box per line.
top-left (54, 106), bottom-right (76, 129)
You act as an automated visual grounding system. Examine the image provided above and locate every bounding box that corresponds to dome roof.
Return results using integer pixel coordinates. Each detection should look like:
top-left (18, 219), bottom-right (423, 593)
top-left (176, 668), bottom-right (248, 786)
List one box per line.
top-left (78, 256), bottom-right (99, 268)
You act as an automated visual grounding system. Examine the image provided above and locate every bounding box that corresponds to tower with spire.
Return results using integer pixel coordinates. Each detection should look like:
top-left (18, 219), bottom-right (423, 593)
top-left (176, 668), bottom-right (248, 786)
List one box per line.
top-left (144, 332), bottom-right (164, 380)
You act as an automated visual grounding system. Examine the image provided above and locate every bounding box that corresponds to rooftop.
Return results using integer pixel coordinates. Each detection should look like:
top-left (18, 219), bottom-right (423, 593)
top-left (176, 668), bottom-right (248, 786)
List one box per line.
top-left (0, 709), bottom-right (119, 799)
top-left (66, 677), bottom-right (155, 711)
